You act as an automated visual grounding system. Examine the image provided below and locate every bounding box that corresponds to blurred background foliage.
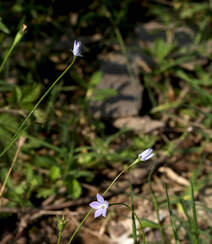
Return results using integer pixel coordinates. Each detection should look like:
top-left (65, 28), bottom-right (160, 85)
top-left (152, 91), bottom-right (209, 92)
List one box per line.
top-left (0, 0), bottom-right (212, 228)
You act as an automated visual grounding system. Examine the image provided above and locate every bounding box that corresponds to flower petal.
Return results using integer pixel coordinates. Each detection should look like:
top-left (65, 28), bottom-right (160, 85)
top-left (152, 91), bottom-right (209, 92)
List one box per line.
top-left (97, 193), bottom-right (104, 203)
top-left (104, 200), bottom-right (109, 208)
top-left (144, 153), bottom-right (154, 160)
top-left (101, 208), bottom-right (107, 217)
top-left (139, 148), bottom-right (154, 161)
top-left (94, 208), bottom-right (102, 218)
top-left (141, 148), bottom-right (152, 157)
top-left (73, 40), bottom-right (82, 56)
top-left (89, 201), bottom-right (101, 209)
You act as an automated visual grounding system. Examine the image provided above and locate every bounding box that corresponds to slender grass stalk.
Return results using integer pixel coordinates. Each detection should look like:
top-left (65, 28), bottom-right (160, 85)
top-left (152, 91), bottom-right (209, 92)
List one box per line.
top-left (110, 202), bottom-right (146, 244)
top-left (148, 164), bottom-right (166, 244)
top-left (164, 183), bottom-right (180, 244)
top-left (190, 180), bottom-right (199, 244)
top-left (130, 185), bottom-right (137, 244)
top-left (179, 183), bottom-right (200, 243)
top-left (0, 24), bottom-right (27, 73)
top-left (0, 56), bottom-right (76, 158)
top-left (179, 199), bottom-right (194, 241)
top-left (67, 157), bottom-right (140, 243)
top-left (180, 200), bottom-right (191, 222)
top-left (0, 136), bottom-right (25, 202)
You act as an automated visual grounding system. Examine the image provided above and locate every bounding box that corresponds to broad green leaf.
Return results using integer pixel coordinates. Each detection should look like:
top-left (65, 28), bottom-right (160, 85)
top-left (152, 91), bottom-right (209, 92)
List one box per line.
top-left (78, 152), bottom-right (94, 164)
top-left (49, 166), bottom-right (61, 181)
top-left (25, 165), bottom-right (43, 189)
top-left (25, 164), bottom-right (34, 182)
top-left (89, 71), bottom-right (102, 87)
top-left (93, 88), bottom-right (117, 101)
top-left (15, 182), bottom-right (27, 195)
top-left (37, 188), bottom-right (55, 198)
top-left (67, 179), bottom-right (82, 199)
top-left (0, 113), bottom-right (19, 131)
top-left (21, 83), bottom-right (42, 104)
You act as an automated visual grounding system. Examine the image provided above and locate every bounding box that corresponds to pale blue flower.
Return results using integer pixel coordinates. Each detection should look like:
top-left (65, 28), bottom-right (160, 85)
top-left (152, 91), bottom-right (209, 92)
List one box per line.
top-left (139, 148), bottom-right (154, 161)
top-left (73, 40), bottom-right (82, 57)
top-left (89, 193), bottom-right (109, 218)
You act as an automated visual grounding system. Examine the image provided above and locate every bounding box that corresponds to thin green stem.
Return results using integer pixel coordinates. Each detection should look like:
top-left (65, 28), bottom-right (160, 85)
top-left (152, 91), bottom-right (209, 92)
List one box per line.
top-left (130, 185), bottom-right (137, 244)
top-left (0, 56), bottom-right (76, 158)
top-left (0, 25), bottom-right (26, 73)
top-left (179, 199), bottom-right (194, 242)
top-left (164, 183), bottom-right (180, 244)
top-left (57, 229), bottom-right (63, 244)
top-left (148, 164), bottom-right (166, 244)
top-left (103, 158), bottom-right (140, 196)
top-left (190, 180), bottom-right (199, 244)
top-left (67, 209), bottom-right (93, 244)
top-left (0, 42), bottom-right (15, 73)
top-left (67, 158), bottom-right (141, 243)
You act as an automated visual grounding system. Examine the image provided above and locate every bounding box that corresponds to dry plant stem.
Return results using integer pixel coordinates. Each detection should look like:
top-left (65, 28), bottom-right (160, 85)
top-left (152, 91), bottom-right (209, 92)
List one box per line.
top-left (0, 136), bottom-right (25, 201)
top-left (67, 158), bottom-right (140, 244)
top-left (159, 167), bottom-right (189, 186)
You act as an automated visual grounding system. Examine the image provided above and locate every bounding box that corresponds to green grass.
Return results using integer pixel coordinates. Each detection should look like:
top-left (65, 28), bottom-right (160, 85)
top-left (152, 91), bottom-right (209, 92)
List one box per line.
top-left (0, 0), bottom-right (212, 243)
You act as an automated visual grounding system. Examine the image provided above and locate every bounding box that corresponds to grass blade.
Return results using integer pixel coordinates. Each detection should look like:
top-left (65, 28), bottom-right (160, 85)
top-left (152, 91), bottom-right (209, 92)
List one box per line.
top-left (164, 183), bottom-right (180, 244)
top-left (190, 180), bottom-right (200, 244)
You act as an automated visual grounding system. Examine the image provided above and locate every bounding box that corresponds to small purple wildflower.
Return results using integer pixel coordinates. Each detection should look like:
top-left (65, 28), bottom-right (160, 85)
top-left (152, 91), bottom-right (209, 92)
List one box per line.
top-left (73, 40), bottom-right (82, 57)
top-left (139, 148), bottom-right (154, 161)
top-left (89, 193), bottom-right (109, 218)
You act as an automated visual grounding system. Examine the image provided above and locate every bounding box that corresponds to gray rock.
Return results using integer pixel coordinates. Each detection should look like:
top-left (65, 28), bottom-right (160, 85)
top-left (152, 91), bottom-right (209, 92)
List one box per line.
top-left (90, 52), bottom-right (143, 119)
top-left (113, 116), bottom-right (164, 133)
